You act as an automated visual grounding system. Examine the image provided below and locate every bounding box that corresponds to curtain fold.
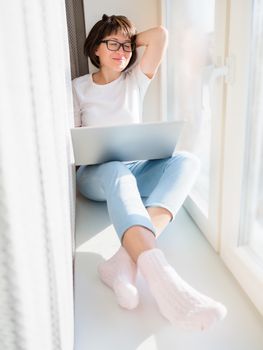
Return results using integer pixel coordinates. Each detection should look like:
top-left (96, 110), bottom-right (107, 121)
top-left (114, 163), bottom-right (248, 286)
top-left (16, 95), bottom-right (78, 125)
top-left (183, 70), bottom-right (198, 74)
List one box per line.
top-left (0, 1), bottom-right (75, 349)
top-left (65, 0), bottom-right (89, 79)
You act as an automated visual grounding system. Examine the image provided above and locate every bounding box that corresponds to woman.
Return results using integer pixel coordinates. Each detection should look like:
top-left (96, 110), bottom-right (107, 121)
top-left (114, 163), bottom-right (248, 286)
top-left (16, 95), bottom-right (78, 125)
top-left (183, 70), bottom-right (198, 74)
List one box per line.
top-left (72, 14), bottom-right (227, 331)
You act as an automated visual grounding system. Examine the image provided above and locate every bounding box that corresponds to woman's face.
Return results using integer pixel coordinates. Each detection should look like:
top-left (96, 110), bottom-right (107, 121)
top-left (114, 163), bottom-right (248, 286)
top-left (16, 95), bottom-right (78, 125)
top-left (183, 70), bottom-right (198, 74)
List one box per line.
top-left (95, 31), bottom-right (133, 72)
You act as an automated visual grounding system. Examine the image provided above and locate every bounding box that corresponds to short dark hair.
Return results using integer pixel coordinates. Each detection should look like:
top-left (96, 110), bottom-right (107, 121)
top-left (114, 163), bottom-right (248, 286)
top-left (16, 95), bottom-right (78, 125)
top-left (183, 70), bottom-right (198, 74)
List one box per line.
top-left (84, 14), bottom-right (137, 71)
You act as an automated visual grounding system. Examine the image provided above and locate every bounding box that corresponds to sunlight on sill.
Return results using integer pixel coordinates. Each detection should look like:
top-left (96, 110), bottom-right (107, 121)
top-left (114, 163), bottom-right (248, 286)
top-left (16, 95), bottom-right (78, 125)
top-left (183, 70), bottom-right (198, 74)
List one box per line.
top-left (137, 335), bottom-right (158, 350)
top-left (75, 224), bottom-right (120, 258)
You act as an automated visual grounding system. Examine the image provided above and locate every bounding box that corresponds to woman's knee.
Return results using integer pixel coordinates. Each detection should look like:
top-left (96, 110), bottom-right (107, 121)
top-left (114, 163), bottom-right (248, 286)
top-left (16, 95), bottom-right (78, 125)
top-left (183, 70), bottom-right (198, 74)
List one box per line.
top-left (169, 151), bottom-right (201, 175)
top-left (76, 165), bottom-right (104, 200)
top-left (181, 151), bottom-right (200, 171)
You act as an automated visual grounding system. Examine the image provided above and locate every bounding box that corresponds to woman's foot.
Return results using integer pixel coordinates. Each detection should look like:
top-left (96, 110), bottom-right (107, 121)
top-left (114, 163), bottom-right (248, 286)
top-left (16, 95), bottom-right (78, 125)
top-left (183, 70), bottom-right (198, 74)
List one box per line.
top-left (137, 248), bottom-right (227, 330)
top-left (98, 246), bottom-right (139, 310)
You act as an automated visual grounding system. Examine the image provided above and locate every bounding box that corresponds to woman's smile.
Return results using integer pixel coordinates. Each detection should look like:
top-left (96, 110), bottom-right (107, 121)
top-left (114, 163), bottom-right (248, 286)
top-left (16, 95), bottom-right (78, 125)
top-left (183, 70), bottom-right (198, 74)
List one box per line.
top-left (112, 57), bottom-right (126, 62)
top-left (112, 57), bottom-right (127, 66)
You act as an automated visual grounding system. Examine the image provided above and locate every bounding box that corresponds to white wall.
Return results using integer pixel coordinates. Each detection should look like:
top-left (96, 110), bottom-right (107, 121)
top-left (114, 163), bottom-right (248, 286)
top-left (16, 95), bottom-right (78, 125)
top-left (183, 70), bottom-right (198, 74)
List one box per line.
top-left (83, 0), bottom-right (162, 122)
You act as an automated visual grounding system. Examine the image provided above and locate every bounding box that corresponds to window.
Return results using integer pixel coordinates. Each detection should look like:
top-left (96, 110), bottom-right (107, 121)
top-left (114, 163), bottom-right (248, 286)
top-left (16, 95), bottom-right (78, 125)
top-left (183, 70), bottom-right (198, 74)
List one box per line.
top-left (220, 0), bottom-right (263, 315)
top-left (163, 0), bottom-right (227, 249)
top-left (239, 5), bottom-right (263, 260)
top-left (163, 0), bottom-right (263, 315)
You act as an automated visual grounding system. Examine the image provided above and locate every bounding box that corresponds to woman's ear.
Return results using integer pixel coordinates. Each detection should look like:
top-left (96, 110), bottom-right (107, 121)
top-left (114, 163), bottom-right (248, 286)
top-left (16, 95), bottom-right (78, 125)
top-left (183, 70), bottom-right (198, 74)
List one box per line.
top-left (95, 45), bottom-right (100, 56)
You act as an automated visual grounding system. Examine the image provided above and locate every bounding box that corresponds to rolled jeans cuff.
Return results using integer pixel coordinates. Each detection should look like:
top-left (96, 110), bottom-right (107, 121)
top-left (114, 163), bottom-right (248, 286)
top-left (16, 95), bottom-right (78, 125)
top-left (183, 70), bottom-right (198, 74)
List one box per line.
top-left (116, 214), bottom-right (157, 242)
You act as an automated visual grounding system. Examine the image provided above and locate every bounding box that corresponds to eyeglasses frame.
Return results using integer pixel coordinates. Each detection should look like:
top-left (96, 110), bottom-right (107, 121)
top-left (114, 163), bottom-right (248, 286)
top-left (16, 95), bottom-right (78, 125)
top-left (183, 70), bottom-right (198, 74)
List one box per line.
top-left (100, 39), bottom-right (136, 52)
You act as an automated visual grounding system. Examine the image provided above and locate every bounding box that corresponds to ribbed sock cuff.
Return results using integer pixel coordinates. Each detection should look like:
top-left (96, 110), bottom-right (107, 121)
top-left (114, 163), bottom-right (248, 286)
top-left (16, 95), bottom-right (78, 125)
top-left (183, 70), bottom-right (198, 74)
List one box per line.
top-left (137, 248), bottom-right (169, 277)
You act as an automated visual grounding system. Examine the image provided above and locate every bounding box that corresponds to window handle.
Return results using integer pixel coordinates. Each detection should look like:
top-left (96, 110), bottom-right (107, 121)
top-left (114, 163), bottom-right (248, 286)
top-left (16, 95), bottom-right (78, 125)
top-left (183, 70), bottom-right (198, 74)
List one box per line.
top-left (205, 56), bottom-right (235, 86)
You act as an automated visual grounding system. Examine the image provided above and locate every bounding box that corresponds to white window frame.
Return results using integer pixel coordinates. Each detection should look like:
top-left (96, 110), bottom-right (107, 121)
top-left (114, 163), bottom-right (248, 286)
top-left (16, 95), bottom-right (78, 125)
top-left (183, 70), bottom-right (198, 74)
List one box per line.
top-left (220, 0), bottom-right (263, 315)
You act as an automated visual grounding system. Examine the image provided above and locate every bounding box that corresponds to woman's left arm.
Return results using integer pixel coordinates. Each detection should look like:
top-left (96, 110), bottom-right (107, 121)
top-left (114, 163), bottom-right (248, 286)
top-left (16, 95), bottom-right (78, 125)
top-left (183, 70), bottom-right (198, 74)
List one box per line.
top-left (135, 26), bottom-right (168, 79)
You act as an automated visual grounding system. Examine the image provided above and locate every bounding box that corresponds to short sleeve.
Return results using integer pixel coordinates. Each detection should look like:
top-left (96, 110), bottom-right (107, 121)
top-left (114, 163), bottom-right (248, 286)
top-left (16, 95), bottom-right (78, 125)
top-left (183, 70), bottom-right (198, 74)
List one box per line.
top-left (130, 63), bottom-right (152, 99)
top-left (71, 81), bottom-right (82, 127)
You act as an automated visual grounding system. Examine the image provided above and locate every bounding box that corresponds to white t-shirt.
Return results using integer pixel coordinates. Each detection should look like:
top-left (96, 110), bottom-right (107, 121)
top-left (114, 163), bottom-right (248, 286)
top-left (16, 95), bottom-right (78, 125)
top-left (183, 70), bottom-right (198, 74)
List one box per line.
top-left (72, 64), bottom-right (152, 127)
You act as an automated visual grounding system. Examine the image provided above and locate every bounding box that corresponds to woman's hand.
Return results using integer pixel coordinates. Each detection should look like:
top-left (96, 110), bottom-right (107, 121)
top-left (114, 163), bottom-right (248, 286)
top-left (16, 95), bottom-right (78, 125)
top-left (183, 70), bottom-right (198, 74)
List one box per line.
top-left (136, 26), bottom-right (168, 79)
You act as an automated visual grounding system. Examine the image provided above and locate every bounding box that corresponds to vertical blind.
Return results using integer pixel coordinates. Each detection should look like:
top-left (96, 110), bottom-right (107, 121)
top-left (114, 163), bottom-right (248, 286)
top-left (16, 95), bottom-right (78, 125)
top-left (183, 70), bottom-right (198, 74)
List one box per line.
top-left (0, 0), bottom-right (75, 349)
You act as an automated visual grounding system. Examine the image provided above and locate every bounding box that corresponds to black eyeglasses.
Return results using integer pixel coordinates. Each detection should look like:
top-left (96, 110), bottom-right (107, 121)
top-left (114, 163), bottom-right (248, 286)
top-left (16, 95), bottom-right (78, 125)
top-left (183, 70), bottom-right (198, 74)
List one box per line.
top-left (100, 39), bottom-right (136, 52)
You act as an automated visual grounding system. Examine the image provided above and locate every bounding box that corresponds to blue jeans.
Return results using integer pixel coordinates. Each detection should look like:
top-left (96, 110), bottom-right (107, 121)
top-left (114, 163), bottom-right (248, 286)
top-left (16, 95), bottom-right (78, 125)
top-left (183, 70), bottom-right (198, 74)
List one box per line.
top-left (76, 151), bottom-right (200, 241)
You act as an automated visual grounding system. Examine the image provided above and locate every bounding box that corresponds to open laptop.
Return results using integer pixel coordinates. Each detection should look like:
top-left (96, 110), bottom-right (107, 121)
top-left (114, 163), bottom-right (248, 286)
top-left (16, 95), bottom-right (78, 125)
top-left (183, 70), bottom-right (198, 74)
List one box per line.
top-left (70, 121), bottom-right (184, 166)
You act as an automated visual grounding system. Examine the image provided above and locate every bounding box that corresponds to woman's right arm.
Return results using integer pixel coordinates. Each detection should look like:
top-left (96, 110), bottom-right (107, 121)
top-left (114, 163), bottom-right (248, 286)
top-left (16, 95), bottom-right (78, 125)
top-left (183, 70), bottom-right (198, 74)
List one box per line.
top-left (136, 26), bottom-right (168, 80)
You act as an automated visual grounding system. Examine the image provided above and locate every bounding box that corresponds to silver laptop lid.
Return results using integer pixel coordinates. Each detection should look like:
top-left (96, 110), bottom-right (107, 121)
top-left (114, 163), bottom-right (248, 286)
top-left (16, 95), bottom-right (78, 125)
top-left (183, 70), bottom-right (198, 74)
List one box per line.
top-left (71, 121), bottom-right (184, 166)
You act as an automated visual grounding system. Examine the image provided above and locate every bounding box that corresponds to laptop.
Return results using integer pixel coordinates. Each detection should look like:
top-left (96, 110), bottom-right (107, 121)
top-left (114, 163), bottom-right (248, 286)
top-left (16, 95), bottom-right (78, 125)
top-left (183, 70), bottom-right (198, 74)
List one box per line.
top-left (70, 121), bottom-right (184, 166)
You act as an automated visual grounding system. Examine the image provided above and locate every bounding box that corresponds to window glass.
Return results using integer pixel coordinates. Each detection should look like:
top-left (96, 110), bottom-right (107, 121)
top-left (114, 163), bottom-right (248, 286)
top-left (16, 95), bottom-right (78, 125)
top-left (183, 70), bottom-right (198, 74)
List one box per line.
top-left (239, 1), bottom-right (263, 260)
top-left (166, 0), bottom-right (216, 215)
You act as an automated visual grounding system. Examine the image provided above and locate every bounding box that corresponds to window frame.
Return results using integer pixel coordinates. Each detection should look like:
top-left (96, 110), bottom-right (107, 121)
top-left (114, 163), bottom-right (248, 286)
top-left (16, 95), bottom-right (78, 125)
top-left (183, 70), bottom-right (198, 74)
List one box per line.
top-left (220, 0), bottom-right (263, 315)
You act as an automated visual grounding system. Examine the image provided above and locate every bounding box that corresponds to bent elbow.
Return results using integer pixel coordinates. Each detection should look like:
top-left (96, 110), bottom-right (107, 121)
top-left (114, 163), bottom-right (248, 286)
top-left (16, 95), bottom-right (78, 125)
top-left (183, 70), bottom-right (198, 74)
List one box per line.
top-left (157, 25), bottom-right (169, 45)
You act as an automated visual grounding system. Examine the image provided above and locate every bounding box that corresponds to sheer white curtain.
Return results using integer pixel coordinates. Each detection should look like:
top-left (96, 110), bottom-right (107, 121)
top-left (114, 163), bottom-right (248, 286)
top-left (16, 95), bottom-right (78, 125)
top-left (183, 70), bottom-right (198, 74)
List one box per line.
top-left (0, 1), bottom-right (75, 349)
top-left (166, 0), bottom-right (210, 151)
top-left (165, 0), bottom-right (215, 213)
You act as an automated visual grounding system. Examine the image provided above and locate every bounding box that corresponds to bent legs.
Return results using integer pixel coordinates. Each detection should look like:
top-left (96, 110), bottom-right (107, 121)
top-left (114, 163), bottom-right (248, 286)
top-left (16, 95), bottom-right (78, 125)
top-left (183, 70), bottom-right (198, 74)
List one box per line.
top-left (120, 157), bottom-right (227, 330)
top-left (121, 152), bottom-right (200, 261)
top-left (78, 155), bottom-right (227, 328)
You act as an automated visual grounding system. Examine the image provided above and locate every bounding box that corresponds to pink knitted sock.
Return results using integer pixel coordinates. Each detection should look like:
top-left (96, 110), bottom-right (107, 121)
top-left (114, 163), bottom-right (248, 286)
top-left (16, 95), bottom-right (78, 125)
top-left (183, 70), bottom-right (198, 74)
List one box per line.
top-left (137, 248), bottom-right (227, 330)
top-left (97, 246), bottom-right (139, 310)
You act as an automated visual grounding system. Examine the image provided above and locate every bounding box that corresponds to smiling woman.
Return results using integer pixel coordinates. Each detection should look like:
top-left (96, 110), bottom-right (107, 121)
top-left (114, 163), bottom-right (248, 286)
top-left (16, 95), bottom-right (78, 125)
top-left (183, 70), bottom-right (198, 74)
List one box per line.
top-left (72, 15), bottom-right (167, 127)
top-left (72, 13), bottom-right (227, 330)
top-left (83, 14), bottom-right (137, 77)
top-left (93, 32), bottom-right (135, 82)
